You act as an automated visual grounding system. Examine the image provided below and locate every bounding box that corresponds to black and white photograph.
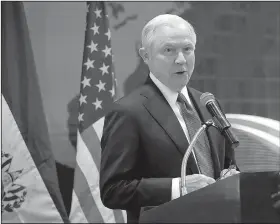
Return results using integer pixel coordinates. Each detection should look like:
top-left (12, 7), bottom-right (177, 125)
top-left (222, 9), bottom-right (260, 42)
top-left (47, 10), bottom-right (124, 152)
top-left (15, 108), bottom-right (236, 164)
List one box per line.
top-left (2, 1), bottom-right (280, 223)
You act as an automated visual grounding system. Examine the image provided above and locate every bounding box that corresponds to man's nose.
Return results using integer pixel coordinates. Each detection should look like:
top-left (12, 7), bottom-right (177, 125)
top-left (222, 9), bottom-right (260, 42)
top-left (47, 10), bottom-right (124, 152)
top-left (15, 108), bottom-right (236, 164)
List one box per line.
top-left (175, 52), bottom-right (186, 64)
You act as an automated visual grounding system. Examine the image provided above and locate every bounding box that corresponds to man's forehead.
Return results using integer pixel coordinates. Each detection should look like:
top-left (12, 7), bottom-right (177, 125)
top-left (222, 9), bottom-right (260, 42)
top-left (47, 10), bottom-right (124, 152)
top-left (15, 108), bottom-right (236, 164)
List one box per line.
top-left (155, 23), bottom-right (191, 33)
top-left (160, 39), bottom-right (195, 46)
top-left (154, 40), bottom-right (195, 51)
top-left (153, 30), bottom-right (196, 46)
top-left (155, 25), bottom-right (194, 38)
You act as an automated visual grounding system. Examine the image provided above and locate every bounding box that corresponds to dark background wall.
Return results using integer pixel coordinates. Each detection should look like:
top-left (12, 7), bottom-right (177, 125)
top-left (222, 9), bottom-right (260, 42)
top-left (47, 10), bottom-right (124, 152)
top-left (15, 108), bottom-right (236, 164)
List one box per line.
top-left (186, 2), bottom-right (280, 121)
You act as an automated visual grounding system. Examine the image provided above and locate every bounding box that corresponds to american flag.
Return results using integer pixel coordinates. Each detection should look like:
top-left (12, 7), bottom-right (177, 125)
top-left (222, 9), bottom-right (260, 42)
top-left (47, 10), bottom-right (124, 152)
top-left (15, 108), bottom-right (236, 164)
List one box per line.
top-left (69, 2), bottom-right (125, 223)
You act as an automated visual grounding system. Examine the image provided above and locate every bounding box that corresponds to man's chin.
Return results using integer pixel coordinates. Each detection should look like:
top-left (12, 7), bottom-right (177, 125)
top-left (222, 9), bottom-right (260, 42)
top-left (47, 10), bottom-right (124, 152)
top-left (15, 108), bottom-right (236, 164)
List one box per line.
top-left (177, 77), bottom-right (190, 88)
top-left (171, 82), bottom-right (189, 92)
top-left (174, 73), bottom-right (190, 82)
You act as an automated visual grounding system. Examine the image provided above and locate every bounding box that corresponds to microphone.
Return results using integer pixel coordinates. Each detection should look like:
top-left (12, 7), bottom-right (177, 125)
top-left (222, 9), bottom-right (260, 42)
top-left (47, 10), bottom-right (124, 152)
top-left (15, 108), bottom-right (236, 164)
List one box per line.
top-left (200, 92), bottom-right (240, 149)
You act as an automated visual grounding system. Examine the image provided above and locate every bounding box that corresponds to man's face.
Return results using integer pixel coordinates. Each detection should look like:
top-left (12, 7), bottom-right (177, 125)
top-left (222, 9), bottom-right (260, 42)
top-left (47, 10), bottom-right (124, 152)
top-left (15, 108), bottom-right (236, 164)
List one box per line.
top-left (145, 23), bottom-right (196, 92)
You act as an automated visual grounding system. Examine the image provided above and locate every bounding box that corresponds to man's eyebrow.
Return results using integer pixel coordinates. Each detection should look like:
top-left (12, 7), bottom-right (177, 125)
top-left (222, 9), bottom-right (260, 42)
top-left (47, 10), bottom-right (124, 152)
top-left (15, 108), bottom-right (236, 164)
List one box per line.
top-left (160, 41), bottom-right (194, 47)
top-left (160, 41), bottom-right (175, 46)
top-left (158, 41), bottom-right (177, 48)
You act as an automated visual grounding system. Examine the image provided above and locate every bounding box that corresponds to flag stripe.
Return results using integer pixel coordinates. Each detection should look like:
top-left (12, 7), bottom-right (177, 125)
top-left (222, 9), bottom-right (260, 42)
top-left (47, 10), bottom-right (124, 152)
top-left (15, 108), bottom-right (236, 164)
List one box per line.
top-left (76, 131), bottom-right (116, 222)
top-left (92, 116), bottom-right (105, 141)
top-left (71, 163), bottom-right (104, 222)
top-left (81, 120), bottom-right (125, 223)
top-left (69, 192), bottom-right (88, 222)
top-left (80, 124), bottom-right (102, 170)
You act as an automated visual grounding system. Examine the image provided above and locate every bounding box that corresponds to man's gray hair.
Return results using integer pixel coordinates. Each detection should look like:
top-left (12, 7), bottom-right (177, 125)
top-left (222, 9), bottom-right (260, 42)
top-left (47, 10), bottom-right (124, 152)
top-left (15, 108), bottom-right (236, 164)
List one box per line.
top-left (141, 14), bottom-right (197, 49)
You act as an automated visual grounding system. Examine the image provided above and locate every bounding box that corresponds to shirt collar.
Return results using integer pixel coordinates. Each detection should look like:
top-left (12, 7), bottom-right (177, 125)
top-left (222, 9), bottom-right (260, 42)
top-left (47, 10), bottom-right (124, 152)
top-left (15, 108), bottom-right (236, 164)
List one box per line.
top-left (149, 72), bottom-right (192, 106)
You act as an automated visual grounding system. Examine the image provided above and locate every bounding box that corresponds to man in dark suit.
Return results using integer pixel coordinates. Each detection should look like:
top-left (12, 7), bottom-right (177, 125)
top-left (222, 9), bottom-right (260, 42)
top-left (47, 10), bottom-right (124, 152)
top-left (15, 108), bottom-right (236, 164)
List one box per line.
top-left (100, 14), bottom-right (239, 223)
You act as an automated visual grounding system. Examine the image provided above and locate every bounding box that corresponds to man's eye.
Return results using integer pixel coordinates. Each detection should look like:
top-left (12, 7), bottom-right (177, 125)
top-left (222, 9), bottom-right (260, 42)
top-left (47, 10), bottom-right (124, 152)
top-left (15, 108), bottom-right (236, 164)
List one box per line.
top-left (164, 48), bottom-right (173, 53)
top-left (184, 46), bottom-right (194, 52)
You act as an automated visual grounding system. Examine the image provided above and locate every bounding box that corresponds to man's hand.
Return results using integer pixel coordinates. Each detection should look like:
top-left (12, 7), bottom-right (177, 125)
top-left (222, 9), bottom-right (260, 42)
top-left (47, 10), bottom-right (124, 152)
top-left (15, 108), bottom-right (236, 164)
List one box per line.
top-left (219, 167), bottom-right (240, 180)
top-left (185, 174), bottom-right (215, 193)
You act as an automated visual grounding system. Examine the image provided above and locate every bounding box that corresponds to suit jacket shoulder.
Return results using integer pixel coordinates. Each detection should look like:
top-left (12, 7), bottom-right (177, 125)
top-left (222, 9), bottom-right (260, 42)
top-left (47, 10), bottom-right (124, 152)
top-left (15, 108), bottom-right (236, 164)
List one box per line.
top-left (110, 82), bottom-right (166, 114)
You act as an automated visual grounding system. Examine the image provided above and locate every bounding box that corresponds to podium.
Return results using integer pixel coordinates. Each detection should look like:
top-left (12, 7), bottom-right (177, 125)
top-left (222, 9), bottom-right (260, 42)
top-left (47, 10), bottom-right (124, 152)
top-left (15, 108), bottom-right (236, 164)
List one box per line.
top-left (139, 172), bottom-right (280, 223)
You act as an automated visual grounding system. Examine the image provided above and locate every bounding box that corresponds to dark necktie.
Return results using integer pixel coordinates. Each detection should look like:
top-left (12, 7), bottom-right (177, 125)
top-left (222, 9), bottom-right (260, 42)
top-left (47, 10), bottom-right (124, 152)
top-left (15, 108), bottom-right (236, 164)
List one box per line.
top-left (177, 92), bottom-right (214, 178)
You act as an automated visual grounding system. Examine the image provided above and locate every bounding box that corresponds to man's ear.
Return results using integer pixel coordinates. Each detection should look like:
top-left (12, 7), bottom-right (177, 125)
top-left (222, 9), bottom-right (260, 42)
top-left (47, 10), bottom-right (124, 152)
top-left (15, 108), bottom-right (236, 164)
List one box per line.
top-left (139, 47), bottom-right (149, 64)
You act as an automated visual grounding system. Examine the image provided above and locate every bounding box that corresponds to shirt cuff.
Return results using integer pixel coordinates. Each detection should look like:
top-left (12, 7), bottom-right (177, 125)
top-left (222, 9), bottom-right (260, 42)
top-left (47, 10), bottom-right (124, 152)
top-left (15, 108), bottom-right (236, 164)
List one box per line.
top-left (171, 177), bottom-right (182, 200)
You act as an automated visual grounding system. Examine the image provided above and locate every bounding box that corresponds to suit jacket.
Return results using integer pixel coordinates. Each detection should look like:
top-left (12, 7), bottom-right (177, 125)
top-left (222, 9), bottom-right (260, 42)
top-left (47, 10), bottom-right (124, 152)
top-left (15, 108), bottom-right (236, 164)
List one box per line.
top-left (100, 77), bottom-right (237, 223)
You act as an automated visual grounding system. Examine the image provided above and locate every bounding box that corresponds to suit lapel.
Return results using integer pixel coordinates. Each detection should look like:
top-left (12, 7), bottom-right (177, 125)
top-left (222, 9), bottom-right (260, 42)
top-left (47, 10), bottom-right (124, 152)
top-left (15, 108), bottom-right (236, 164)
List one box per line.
top-left (140, 79), bottom-right (199, 174)
top-left (188, 88), bottom-right (221, 178)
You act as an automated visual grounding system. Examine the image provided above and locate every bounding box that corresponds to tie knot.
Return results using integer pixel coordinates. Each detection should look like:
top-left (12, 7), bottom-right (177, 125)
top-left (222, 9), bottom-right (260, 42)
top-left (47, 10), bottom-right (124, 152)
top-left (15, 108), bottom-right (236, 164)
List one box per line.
top-left (177, 92), bottom-right (192, 110)
top-left (177, 92), bottom-right (187, 103)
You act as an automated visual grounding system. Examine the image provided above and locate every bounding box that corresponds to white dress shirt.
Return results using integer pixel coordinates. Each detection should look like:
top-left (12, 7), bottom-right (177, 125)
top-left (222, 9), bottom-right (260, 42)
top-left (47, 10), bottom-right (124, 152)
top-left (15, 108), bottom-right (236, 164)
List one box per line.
top-left (149, 72), bottom-right (198, 199)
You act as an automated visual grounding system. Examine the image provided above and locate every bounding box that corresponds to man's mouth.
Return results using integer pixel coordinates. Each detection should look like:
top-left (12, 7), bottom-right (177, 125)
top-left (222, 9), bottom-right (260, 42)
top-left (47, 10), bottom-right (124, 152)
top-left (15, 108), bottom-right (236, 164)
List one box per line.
top-left (175, 71), bottom-right (187, 75)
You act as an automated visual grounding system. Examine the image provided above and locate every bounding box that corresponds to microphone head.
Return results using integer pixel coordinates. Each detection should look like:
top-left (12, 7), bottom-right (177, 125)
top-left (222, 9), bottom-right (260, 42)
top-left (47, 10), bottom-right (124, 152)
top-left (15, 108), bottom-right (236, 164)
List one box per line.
top-left (200, 92), bottom-right (215, 106)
